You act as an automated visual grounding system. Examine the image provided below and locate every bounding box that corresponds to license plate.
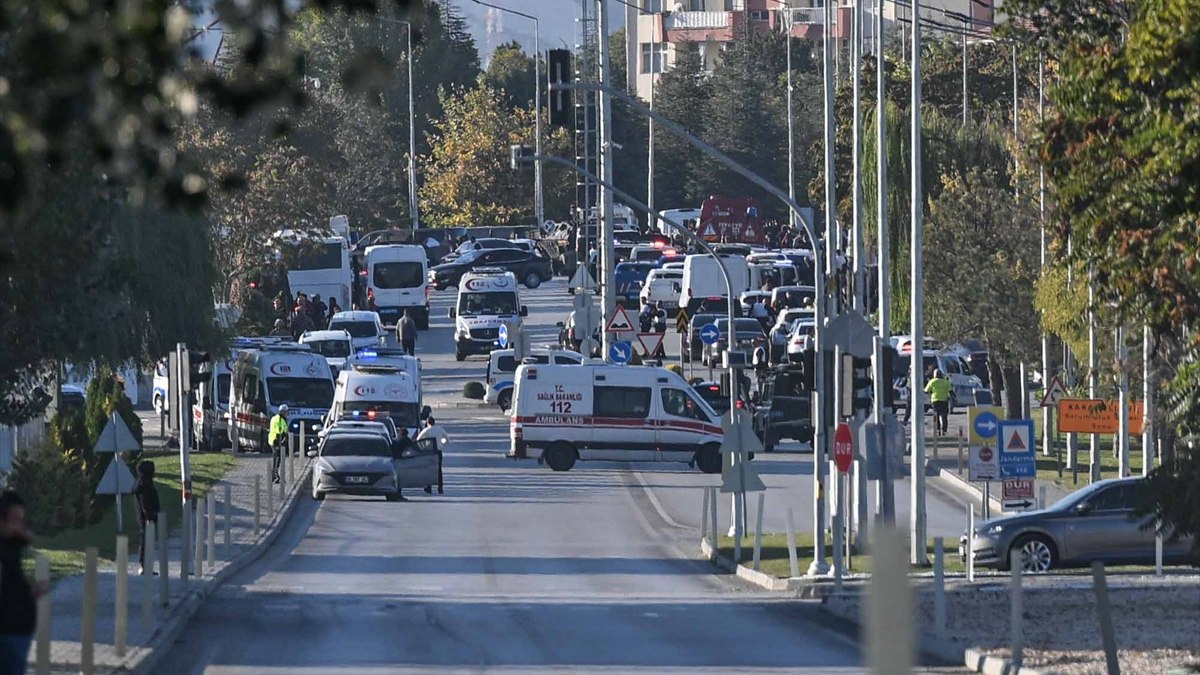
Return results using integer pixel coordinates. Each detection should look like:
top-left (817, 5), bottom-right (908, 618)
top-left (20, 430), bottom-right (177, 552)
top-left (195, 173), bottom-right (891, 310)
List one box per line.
top-left (344, 475), bottom-right (369, 484)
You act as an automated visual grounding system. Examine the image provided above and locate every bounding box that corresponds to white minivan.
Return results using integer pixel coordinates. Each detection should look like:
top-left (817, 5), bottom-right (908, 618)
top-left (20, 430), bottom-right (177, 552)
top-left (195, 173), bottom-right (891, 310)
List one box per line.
top-left (509, 363), bottom-right (724, 473)
top-left (680, 253), bottom-right (751, 315)
top-left (328, 310), bottom-right (388, 352)
top-left (365, 244), bottom-right (430, 329)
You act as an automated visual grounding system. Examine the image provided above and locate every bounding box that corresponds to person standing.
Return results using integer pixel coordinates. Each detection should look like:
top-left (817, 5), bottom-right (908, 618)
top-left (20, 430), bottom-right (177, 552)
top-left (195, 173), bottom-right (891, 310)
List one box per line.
top-left (326, 298), bottom-right (342, 325)
top-left (269, 405), bottom-right (289, 484)
top-left (0, 491), bottom-right (41, 675)
top-left (131, 461), bottom-right (160, 575)
top-left (416, 417), bottom-right (447, 495)
top-left (397, 309), bottom-right (417, 356)
top-left (925, 369), bottom-right (952, 436)
top-left (310, 294), bottom-right (328, 330)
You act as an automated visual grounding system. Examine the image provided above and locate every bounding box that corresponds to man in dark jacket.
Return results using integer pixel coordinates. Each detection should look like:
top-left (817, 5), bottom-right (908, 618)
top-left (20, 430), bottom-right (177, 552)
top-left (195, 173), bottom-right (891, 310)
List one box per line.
top-left (132, 461), bottom-right (161, 575)
top-left (0, 491), bottom-right (39, 674)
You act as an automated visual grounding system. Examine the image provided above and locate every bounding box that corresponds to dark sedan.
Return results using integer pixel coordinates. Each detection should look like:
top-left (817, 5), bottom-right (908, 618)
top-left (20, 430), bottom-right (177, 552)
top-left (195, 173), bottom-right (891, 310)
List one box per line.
top-left (429, 248), bottom-right (553, 290)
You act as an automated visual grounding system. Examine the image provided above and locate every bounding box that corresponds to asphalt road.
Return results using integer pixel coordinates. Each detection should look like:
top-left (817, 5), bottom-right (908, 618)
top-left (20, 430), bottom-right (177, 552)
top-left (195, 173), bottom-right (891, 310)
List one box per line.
top-left (157, 278), bottom-right (965, 673)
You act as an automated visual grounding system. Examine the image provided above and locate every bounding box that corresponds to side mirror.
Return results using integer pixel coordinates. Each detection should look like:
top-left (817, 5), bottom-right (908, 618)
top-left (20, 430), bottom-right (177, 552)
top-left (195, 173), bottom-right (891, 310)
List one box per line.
top-left (448, 308), bottom-right (456, 318)
top-left (1074, 502), bottom-right (1093, 515)
top-left (305, 450), bottom-right (317, 458)
top-left (520, 306), bottom-right (529, 317)
top-left (420, 405), bottom-right (432, 420)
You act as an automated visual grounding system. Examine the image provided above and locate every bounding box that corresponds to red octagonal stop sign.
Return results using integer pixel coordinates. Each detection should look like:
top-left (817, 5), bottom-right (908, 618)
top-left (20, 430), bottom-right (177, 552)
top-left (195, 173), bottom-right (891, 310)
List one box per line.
top-left (834, 423), bottom-right (854, 473)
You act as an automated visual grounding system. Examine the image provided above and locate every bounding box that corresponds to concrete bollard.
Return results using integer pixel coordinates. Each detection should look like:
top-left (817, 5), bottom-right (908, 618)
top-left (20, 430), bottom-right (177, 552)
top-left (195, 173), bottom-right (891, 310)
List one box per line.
top-left (115, 535), bottom-right (128, 657)
top-left (254, 475), bottom-right (262, 536)
top-left (81, 547), bottom-right (97, 675)
top-left (1156, 532), bottom-right (1164, 577)
top-left (288, 434), bottom-right (296, 484)
top-left (933, 538), bottom-right (946, 639)
top-left (194, 496), bottom-right (206, 577)
top-left (752, 492), bottom-right (765, 572)
top-left (957, 429), bottom-right (965, 474)
top-left (223, 482), bottom-right (232, 559)
top-left (35, 554), bottom-right (49, 675)
top-left (1038, 484), bottom-right (1047, 510)
top-left (157, 511), bottom-right (169, 606)
top-left (1010, 549), bottom-right (1024, 670)
top-left (1091, 561), bottom-right (1120, 675)
top-left (279, 448), bottom-right (288, 502)
top-left (966, 507), bottom-right (975, 582)
top-left (700, 487), bottom-right (710, 542)
top-left (707, 487), bottom-right (718, 562)
top-left (142, 522), bottom-right (155, 629)
top-left (864, 528), bottom-right (914, 675)
top-left (206, 493), bottom-right (216, 568)
top-left (785, 507), bottom-right (800, 578)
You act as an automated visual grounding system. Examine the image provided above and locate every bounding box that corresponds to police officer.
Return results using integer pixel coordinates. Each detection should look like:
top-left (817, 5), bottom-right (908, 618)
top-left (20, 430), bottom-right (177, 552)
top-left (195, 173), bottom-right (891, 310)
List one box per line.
top-left (269, 405), bottom-right (289, 483)
top-left (925, 369), bottom-right (952, 436)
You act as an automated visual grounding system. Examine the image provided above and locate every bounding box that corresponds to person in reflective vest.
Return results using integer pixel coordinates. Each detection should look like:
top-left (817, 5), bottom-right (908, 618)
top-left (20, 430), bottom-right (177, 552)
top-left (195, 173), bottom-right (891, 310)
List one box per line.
top-left (268, 405), bottom-right (289, 484)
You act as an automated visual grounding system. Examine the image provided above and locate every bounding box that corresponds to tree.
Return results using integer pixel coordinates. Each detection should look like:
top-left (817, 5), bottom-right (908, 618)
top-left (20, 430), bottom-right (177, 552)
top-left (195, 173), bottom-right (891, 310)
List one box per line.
top-left (483, 41), bottom-right (538, 110)
top-left (645, 42), bottom-right (711, 210)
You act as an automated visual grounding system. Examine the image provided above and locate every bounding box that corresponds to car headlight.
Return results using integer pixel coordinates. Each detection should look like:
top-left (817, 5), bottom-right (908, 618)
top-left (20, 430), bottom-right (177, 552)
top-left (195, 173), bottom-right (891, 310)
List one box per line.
top-left (986, 524), bottom-right (1003, 536)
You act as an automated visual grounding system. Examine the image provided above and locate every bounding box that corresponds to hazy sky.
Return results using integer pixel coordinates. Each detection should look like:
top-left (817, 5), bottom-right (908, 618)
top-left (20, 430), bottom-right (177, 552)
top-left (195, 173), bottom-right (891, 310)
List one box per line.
top-left (451, 0), bottom-right (626, 65)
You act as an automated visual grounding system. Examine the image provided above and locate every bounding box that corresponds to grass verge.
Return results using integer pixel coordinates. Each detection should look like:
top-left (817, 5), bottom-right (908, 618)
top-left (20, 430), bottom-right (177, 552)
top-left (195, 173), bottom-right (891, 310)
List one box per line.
top-left (715, 533), bottom-right (966, 579)
top-left (28, 451), bottom-right (237, 579)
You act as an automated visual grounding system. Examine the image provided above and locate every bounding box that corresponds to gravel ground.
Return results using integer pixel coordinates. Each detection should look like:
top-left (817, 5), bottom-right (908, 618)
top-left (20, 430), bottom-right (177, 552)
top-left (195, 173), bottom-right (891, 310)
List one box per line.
top-left (824, 574), bottom-right (1200, 674)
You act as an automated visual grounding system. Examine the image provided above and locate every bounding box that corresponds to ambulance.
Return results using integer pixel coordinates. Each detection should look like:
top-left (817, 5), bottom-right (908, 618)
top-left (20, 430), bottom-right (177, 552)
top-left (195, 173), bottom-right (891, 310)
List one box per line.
top-left (509, 363), bottom-right (725, 473)
top-left (327, 363), bottom-right (430, 438)
top-left (485, 347), bottom-right (583, 411)
top-left (448, 268), bottom-right (527, 362)
top-left (228, 342), bottom-right (335, 453)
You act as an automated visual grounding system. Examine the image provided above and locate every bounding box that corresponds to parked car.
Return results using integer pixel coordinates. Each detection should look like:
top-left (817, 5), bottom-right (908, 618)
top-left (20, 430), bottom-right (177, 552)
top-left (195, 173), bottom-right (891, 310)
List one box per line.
top-left (961, 477), bottom-right (1198, 572)
top-left (429, 248), bottom-right (553, 290)
top-left (753, 365), bottom-right (814, 450)
top-left (703, 317), bottom-right (767, 367)
top-left (440, 237), bottom-right (521, 264)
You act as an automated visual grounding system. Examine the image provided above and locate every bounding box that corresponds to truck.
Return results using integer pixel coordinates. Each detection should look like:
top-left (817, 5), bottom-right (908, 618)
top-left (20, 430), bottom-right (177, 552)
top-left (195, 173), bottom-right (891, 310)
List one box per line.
top-left (697, 196), bottom-right (767, 246)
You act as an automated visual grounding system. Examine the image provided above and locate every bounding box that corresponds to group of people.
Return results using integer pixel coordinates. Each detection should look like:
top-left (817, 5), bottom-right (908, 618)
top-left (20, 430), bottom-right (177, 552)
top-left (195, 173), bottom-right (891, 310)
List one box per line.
top-left (270, 291), bottom-right (342, 340)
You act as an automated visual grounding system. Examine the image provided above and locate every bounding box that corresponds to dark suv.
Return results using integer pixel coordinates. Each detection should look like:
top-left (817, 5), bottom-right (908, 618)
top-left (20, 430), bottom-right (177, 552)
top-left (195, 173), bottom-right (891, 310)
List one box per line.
top-left (429, 248), bottom-right (554, 290)
top-left (752, 365), bottom-right (813, 451)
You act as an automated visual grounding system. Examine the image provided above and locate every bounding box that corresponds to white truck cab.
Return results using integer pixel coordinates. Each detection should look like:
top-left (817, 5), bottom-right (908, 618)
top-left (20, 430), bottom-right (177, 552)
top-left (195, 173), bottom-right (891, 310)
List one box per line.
top-left (364, 244), bottom-right (430, 329)
top-left (448, 268), bottom-right (527, 362)
top-left (485, 347), bottom-right (583, 410)
top-left (509, 363), bottom-right (724, 473)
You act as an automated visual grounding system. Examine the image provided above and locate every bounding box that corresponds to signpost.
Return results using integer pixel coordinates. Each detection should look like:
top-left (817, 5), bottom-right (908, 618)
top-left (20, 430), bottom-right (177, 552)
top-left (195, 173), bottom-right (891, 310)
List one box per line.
top-left (93, 413), bottom-right (141, 533)
top-left (968, 406), bottom-right (1004, 517)
top-left (998, 419), bottom-right (1037, 479)
top-left (1040, 376), bottom-right (1066, 407)
top-left (698, 323), bottom-right (720, 346)
top-left (1058, 399), bottom-right (1144, 435)
top-left (604, 305), bottom-right (636, 334)
top-left (834, 422), bottom-right (854, 473)
top-left (608, 341), bottom-right (632, 364)
top-left (636, 332), bottom-right (664, 358)
top-left (1002, 478), bottom-right (1035, 512)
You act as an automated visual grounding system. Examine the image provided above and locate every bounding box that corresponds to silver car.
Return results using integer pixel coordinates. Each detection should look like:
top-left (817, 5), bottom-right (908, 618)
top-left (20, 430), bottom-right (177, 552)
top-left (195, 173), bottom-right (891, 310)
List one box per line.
top-left (311, 433), bottom-right (402, 501)
top-left (962, 477), bottom-right (1197, 572)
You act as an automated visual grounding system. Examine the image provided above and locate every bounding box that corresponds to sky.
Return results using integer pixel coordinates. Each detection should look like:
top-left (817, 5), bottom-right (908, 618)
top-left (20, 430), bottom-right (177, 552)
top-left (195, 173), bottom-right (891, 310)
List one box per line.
top-left (451, 0), bottom-right (625, 65)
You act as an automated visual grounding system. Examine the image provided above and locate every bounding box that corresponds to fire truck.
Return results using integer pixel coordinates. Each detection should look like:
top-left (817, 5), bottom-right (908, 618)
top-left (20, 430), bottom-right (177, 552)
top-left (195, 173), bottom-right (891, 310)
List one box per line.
top-left (697, 196), bottom-right (767, 246)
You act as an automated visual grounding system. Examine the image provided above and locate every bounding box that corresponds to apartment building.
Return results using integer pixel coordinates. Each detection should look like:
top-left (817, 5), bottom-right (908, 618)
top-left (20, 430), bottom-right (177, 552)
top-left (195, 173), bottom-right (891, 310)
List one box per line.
top-left (625, 0), bottom-right (999, 102)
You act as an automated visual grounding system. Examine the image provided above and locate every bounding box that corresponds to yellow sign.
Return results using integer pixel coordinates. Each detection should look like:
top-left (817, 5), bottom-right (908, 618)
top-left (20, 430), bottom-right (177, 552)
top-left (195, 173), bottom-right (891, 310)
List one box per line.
top-left (675, 308), bottom-right (690, 334)
top-left (968, 405), bottom-right (1005, 446)
top-left (1058, 399), bottom-right (1144, 435)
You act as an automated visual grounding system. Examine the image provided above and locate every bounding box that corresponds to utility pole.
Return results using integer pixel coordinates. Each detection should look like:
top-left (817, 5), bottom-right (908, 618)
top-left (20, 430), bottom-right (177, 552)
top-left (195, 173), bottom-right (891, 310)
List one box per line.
top-left (1089, 268), bottom-right (1100, 483)
top-left (872, 0), bottom-right (892, 524)
top-left (786, 2), bottom-right (796, 231)
top-left (1142, 326), bottom-right (1153, 476)
top-left (405, 22), bottom-right (419, 230)
top-left (909, 0), bottom-right (928, 566)
top-left (534, 18), bottom-right (543, 227)
top-left (647, 8), bottom-right (656, 231)
top-left (596, 0), bottom-right (616, 360)
top-left (851, 0), bottom-right (865, 312)
top-left (1038, 55), bottom-right (1050, 457)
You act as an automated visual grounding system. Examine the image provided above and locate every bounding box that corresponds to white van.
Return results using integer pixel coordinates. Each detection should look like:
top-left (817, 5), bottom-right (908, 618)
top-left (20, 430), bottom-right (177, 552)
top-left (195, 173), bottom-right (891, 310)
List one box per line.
top-left (656, 208), bottom-right (701, 236)
top-left (365, 244), bottom-right (429, 329)
top-left (192, 352), bottom-right (236, 452)
top-left (299, 329), bottom-right (354, 377)
top-left (639, 268), bottom-right (683, 311)
top-left (328, 310), bottom-right (387, 352)
top-left (485, 347), bottom-right (583, 411)
top-left (586, 203), bottom-right (639, 233)
top-left (680, 253), bottom-right (751, 315)
top-left (509, 363), bottom-right (724, 473)
top-left (328, 363), bottom-right (429, 439)
top-left (448, 268), bottom-right (527, 362)
top-left (228, 343), bottom-right (335, 453)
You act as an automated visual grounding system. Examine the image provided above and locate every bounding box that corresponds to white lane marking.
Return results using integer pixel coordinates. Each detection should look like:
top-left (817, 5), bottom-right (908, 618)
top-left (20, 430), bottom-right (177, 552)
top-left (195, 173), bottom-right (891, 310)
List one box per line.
top-left (643, 612), bottom-right (660, 618)
top-left (632, 468), bottom-right (688, 530)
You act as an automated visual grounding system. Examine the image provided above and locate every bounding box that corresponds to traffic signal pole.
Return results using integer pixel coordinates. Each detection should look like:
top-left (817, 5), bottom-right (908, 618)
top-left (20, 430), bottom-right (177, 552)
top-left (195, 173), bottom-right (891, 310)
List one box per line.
top-left (909, 0), bottom-right (929, 566)
top-left (596, 0), bottom-right (617, 362)
top-left (176, 343), bottom-right (191, 580)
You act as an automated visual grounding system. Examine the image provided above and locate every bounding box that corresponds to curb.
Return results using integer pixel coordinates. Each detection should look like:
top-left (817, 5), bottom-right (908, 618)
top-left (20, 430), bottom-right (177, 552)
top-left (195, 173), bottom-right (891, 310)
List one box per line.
top-left (120, 462), bottom-right (313, 675)
top-left (431, 400), bottom-right (494, 410)
top-left (819, 584), bottom-right (973, 668)
top-left (964, 647), bottom-right (1064, 675)
top-left (933, 463), bottom-right (1004, 515)
top-left (698, 536), bottom-right (841, 599)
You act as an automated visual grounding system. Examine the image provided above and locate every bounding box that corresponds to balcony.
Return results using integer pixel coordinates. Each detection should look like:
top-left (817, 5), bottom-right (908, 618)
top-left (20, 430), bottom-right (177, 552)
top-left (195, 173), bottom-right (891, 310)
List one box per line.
top-left (664, 10), bottom-right (730, 29)
top-left (663, 10), bottom-right (744, 42)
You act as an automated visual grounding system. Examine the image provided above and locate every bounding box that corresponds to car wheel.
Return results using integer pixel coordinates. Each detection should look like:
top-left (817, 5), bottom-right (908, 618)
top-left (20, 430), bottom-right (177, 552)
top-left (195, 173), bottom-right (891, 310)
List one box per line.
top-left (497, 389), bottom-right (513, 412)
top-left (385, 492), bottom-right (402, 502)
top-left (1010, 534), bottom-right (1056, 573)
top-left (545, 442), bottom-right (577, 472)
top-left (312, 491), bottom-right (325, 501)
top-left (695, 443), bottom-right (722, 474)
top-left (524, 271), bottom-right (542, 289)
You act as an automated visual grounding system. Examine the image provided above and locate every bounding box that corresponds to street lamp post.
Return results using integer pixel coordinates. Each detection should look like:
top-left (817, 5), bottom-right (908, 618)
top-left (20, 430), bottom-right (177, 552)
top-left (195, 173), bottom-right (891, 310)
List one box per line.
top-left (378, 17), bottom-right (419, 231)
top-left (468, 0), bottom-right (544, 227)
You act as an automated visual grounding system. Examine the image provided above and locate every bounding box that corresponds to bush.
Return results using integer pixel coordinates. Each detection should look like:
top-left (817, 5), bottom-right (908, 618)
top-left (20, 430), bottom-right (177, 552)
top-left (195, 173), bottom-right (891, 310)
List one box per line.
top-left (8, 441), bottom-right (95, 534)
top-left (84, 368), bottom-right (142, 476)
top-left (462, 381), bottom-right (485, 400)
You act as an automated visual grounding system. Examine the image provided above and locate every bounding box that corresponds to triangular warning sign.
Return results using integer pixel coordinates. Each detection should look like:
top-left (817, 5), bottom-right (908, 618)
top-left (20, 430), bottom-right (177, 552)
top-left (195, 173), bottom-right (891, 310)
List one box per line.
top-left (1007, 430), bottom-right (1026, 451)
top-left (743, 222), bottom-right (756, 239)
top-left (604, 305), bottom-right (636, 333)
top-left (93, 413), bottom-right (140, 453)
top-left (637, 332), bottom-right (664, 356)
top-left (701, 223), bottom-right (717, 237)
top-left (94, 458), bottom-right (136, 495)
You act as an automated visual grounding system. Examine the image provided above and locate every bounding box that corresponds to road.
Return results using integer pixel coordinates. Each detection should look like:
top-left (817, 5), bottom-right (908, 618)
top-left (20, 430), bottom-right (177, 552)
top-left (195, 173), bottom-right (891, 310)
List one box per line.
top-left (157, 278), bottom-right (967, 673)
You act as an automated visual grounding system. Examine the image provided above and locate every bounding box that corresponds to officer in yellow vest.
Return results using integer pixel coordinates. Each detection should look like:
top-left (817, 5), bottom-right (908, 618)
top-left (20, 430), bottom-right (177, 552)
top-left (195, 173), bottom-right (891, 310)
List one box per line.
top-left (268, 404), bottom-right (289, 484)
top-left (924, 370), bottom-right (952, 436)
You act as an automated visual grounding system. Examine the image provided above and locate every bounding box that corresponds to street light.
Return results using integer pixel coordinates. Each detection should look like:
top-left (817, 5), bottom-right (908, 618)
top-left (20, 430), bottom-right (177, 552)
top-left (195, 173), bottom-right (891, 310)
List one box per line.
top-left (468, 0), bottom-right (544, 228)
top-left (377, 17), bottom-right (420, 231)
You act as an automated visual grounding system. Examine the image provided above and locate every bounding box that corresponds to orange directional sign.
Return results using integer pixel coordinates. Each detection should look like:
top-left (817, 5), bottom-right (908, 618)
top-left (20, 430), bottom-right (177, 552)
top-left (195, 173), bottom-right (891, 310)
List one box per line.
top-left (1057, 399), bottom-right (1144, 435)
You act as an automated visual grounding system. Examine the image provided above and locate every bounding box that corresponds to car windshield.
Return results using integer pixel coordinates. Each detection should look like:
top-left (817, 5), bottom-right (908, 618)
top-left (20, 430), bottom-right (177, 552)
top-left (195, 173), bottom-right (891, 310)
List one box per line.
top-left (342, 400), bottom-right (420, 429)
top-left (373, 261), bottom-right (423, 289)
top-left (459, 291), bottom-right (517, 317)
top-left (319, 436), bottom-right (392, 458)
top-left (266, 377), bottom-right (334, 409)
top-left (306, 339), bottom-right (351, 358)
top-left (329, 321), bottom-right (377, 338)
top-left (717, 319), bottom-right (765, 335)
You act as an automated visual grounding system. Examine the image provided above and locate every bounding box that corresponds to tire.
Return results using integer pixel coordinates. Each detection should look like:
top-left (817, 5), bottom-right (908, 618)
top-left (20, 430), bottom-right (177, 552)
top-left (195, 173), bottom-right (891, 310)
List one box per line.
top-left (1008, 534), bottom-right (1056, 573)
top-left (417, 314), bottom-right (430, 331)
top-left (312, 491), bottom-right (325, 501)
top-left (497, 389), bottom-right (513, 412)
top-left (385, 493), bottom-right (402, 502)
top-left (544, 442), bottom-right (577, 472)
top-left (523, 271), bottom-right (542, 289)
top-left (695, 443), bottom-right (722, 474)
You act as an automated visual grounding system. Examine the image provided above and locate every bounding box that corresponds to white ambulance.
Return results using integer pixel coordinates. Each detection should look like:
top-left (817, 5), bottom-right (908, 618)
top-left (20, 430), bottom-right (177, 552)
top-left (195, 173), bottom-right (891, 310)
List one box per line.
top-left (364, 244), bottom-right (430, 329)
top-left (509, 363), bottom-right (724, 473)
top-left (351, 347), bottom-right (423, 399)
top-left (485, 347), bottom-right (583, 411)
top-left (448, 268), bottom-right (527, 362)
top-left (327, 363), bottom-right (429, 439)
top-left (228, 342), bottom-right (335, 453)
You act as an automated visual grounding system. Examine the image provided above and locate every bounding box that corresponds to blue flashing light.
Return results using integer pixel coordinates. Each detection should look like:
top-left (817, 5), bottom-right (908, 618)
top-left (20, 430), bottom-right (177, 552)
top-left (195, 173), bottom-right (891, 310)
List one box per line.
top-left (357, 349), bottom-right (378, 359)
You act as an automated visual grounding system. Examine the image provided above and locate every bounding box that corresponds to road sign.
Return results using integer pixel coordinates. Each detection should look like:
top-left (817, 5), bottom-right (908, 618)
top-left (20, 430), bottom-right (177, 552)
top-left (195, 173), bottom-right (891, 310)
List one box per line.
top-left (719, 409), bottom-right (763, 455)
top-left (1040, 375), bottom-right (1067, 407)
top-left (95, 458), bottom-right (135, 495)
top-left (720, 455), bottom-right (766, 493)
top-left (698, 323), bottom-right (720, 345)
top-left (636, 332), bottom-right (664, 357)
top-left (93, 413), bottom-right (140, 454)
top-left (834, 422), bottom-right (854, 473)
top-left (998, 419), bottom-right (1036, 478)
top-left (1002, 477), bottom-right (1036, 512)
top-left (968, 406), bottom-right (1004, 446)
top-left (1058, 399), bottom-right (1145, 434)
top-left (968, 444), bottom-right (998, 481)
top-left (569, 266), bottom-right (596, 290)
top-left (675, 308), bottom-right (690, 334)
top-left (604, 305), bottom-right (636, 333)
top-left (497, 324), bottom-right (509, 349)
top-left (609, 341), bottom-right (632, 364)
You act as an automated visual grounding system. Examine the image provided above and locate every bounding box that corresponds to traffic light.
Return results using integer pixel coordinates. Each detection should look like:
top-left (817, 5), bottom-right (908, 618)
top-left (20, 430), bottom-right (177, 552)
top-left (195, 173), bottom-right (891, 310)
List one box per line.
top-left (188, 351), bottom-right (211, 390)
top-left (847, 355), bottom-right (873, 416)
top-left (878, 344), bottom-right (898, 410)
top-left (547, 49), bottom-right (573, 127)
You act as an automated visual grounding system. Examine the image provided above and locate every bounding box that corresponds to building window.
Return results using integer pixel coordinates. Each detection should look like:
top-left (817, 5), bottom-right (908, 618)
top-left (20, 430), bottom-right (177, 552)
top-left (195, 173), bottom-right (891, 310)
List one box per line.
top-left (642, 0), bottom-right (663, 12)
top-left (641, 42), bottom-right (667, 74)
top-left (749, 10), bottom-right (770, 21)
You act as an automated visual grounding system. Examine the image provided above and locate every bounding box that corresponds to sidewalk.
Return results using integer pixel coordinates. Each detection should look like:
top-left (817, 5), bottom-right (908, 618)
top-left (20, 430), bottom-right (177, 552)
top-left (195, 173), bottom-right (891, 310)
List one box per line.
top-left (32, 451), bottom-right (309, 674)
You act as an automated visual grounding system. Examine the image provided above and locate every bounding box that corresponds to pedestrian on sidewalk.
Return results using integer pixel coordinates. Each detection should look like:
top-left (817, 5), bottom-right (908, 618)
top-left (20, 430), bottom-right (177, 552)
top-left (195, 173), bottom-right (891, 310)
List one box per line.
top-left (269, 405), bottom-right (289, 483)
top-left (0, 491), bottom-right (43, 675)
top-left (397, 309), bottom-right (417, 356)
top-left (925, 369), bottom-right (952, 436)
top-left (416, 416), bottom-right (447, 495)
top-left (132, 461), bottom-right (161, 575)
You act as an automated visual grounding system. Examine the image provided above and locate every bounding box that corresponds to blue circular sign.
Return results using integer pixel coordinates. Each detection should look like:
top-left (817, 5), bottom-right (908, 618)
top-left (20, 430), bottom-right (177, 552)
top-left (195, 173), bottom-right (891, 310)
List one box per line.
top-left (699, 323), bottom-right (721, 345)
top-left (974, 411), bottom-right (999, 439)
top-left (609, 341), bottom-right (632, 364)
top-left (497, 324), bottom-right (509, 349)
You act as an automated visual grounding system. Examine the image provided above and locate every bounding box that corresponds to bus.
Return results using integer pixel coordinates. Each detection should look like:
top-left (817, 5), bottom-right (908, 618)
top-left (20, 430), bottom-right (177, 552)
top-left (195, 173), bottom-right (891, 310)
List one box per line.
top-left (273, 230), bottom-right (352, 310)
